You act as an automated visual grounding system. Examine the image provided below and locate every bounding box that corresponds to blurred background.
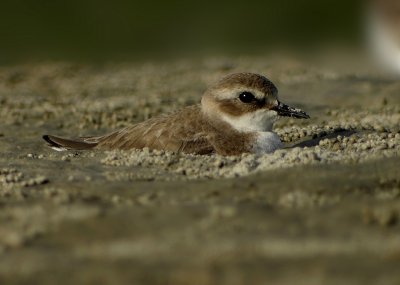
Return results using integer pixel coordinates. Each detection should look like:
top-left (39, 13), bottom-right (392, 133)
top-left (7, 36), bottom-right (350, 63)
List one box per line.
top-left (0, 0), bottom-right (363, 64)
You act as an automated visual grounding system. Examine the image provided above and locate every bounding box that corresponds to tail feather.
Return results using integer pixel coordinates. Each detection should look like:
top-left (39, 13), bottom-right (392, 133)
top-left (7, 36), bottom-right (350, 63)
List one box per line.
top-left (43, 135), bottom-right (98, 151)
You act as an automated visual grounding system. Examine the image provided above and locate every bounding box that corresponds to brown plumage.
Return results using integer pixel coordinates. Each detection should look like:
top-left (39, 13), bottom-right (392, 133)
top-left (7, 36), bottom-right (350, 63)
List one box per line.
top-left (43, 73), bottom-right (309, 155)
top-left (43, 105), bottom-right (255, 155)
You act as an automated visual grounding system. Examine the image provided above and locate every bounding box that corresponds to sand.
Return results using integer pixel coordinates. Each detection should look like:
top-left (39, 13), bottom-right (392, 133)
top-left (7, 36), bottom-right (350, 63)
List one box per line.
top-left (0, 54), bottom-right (399, 284)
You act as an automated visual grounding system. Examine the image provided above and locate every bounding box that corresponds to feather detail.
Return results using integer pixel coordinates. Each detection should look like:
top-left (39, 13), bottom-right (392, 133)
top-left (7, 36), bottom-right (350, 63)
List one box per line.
top-left (42, 135), bottom-right (98, 151)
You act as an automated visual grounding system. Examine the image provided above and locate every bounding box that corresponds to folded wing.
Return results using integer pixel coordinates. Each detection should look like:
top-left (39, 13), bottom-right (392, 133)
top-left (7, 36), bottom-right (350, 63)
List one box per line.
top-left (43, 105), bottom-right (215, 154)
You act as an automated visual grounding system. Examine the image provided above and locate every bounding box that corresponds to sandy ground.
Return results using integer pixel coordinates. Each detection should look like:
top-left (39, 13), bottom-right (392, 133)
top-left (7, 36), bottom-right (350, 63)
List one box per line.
top-left (0, 54), bottom-right (400, 284)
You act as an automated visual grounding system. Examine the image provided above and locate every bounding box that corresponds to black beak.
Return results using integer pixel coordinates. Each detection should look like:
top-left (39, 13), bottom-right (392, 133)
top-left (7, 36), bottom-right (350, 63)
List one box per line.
top-left (271, 101), bottom-right (310, 119)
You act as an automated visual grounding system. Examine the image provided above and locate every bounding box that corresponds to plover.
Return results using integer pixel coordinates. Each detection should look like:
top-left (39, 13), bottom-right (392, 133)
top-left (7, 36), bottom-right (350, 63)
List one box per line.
top-left (367, 0), bottom-right (400, 73)
top-left (43, 73), bottom-right (309, 155)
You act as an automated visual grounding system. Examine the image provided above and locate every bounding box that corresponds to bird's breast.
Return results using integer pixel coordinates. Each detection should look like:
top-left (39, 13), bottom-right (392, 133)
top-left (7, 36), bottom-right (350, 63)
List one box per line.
top-left (252, 131), bottom-right (283, 154)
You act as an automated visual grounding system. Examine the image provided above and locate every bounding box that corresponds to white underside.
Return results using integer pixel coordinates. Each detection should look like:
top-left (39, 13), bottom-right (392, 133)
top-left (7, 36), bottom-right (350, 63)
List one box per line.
top-left (51, 146), bottom-right (68, 151)
top-left (221, 109), bottom-right (283, 154)
top-left (252, 132), bottom-right (283, 154)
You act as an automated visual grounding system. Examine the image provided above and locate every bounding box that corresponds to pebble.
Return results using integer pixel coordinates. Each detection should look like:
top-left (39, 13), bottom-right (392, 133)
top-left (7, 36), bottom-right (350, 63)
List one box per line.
top-left (22, 176), bottom-right (49, 187)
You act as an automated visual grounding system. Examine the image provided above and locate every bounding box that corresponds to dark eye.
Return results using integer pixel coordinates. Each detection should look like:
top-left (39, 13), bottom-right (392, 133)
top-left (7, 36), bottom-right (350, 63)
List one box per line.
top-left (238, 92), bottom-right (255, 103)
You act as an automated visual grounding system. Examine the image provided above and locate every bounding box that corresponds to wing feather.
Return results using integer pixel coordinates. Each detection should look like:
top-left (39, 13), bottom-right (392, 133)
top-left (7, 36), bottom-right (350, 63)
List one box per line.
top-left (96, 105), bottom-right (215, 154)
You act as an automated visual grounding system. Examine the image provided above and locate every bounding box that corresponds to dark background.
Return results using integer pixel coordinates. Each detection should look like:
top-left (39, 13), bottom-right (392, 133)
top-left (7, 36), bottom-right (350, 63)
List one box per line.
top-left (0, 0), bottom-right (362, 63)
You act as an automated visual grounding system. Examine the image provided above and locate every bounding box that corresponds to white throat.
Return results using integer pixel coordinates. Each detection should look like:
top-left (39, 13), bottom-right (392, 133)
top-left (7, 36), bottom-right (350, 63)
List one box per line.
top-left (221, 109), bottom-right (278, 132)
top-left (221, 109), bottom-right (283, 154)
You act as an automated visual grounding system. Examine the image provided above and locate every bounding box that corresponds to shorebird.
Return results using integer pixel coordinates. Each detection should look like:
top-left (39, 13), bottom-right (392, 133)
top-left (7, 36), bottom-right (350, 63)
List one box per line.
top-left (367, 0), bottom-right (400, 73)
top-left (43, 73), bottom-right (309, 155)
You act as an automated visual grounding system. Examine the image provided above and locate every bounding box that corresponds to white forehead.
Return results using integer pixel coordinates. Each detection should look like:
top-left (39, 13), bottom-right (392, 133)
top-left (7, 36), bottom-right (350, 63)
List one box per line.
top-left (213, 86), bottom-right (276, 101)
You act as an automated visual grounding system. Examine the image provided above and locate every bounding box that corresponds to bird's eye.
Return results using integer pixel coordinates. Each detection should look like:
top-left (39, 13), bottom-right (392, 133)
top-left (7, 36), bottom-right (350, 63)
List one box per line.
top-left (239, 92), bottom-right (255, 103)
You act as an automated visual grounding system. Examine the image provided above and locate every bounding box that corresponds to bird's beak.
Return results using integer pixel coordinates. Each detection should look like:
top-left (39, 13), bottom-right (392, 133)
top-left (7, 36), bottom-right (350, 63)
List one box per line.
top-left (271, 101), bottom-right (310, 119)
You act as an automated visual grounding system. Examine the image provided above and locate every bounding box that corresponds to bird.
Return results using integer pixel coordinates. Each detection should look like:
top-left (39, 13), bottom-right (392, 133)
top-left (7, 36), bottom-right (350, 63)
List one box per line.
top-left (367, 0), bottom-right (400, 74)
top-left (43, 73), bottom-right (309, 156)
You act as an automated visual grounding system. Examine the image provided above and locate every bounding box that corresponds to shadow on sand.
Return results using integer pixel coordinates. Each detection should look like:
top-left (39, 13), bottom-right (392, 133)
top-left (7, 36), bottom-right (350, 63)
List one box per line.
top-left (286, 129), bottom-right (358, 149)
